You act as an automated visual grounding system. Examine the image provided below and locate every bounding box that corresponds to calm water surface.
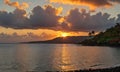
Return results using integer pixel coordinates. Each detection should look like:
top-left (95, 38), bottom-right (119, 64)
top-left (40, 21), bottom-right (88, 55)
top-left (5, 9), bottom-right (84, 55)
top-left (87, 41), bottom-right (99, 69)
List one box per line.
top-left (0, 44), bottom-right (120, 72)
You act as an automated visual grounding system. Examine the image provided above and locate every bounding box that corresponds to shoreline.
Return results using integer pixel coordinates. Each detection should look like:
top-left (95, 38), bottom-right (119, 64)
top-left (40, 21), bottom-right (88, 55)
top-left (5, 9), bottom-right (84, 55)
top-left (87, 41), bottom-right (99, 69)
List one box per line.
top-left (49, 66), bottom-right (120, 72)
top-left (81, 44), bottom-right (120, 47)
top-left (74, 66), bottom-right (120, 72)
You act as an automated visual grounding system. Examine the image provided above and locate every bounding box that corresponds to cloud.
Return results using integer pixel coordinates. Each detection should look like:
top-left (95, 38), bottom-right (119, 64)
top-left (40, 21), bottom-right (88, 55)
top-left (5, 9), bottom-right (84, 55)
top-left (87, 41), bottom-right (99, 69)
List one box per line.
top-left (50, 0), bottom-right (120, 11)
top-left (0, 8), bottom-right (29, 29)
top-left (63, 8), bottom-right (116, 32)
top-left (0, 5), bottom-right (120, 32)
top-left (44, 5), bottom-right (63, 15)
top-left (117, 14), bottom-right (120, 23)
top-left (4, 0), bottom-right (29, 9)
top-left (111, 0), bottom-right (120, 3)
top-left (0, 32), bottom-right (55, 43)
top-left (29, 5), bottom-right (61, 29)
top-left (0, 5), bottom-right (62, 29)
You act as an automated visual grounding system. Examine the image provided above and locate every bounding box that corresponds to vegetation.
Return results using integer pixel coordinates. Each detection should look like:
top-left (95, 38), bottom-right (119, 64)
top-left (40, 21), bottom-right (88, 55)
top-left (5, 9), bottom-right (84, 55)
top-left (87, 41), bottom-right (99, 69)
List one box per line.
top-left (88, 31), bottom-right (95, 37)
top-left (81, 23), bottom-right (120, 46)
top-left (69, 66), bottom-right (120, 72)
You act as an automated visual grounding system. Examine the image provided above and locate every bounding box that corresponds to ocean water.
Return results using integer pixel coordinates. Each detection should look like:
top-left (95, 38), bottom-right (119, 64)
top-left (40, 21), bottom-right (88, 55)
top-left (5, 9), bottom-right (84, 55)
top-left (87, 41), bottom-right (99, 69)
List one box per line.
top-left (0, 44), bottom-right (120, 72)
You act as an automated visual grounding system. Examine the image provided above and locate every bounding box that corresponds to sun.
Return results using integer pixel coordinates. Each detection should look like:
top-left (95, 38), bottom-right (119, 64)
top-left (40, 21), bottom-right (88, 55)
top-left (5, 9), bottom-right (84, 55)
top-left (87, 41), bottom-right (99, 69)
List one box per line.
top-left (61, 32), bottom-right (68, 37)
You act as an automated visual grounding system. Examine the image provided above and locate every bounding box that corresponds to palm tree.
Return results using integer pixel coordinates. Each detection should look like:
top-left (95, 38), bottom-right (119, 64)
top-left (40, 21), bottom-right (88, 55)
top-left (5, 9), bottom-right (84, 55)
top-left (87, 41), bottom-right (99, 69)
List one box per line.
top-left (88, 31), bottom-right (95, 37)
top-left (88, 32), bottom-right (92, 37)
top-left (91, 31), bottom-right (95, 36)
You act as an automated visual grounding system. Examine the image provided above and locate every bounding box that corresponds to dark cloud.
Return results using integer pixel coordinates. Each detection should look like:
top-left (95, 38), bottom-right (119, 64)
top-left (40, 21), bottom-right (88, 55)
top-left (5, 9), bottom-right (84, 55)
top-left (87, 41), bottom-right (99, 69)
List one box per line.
top-left (64, 8), bottom-right (116, 32)
top-left (117, 14), bottom-right (120, 23)
top-left (0, 5), bottom-right (120, 32)
top-left (0, 9), bottom-right (29, 29)
top-left (110, 0), bottom-right (120, 3)
top-left (0, 5), bottom-right (61, 29)
top-left (29, 5), bottom-right (61, 29)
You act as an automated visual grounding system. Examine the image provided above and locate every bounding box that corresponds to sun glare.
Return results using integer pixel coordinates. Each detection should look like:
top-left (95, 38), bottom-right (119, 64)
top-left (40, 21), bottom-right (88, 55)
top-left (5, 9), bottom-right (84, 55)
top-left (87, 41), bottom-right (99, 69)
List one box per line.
top-left (61, 32), bottom-right (68, 37)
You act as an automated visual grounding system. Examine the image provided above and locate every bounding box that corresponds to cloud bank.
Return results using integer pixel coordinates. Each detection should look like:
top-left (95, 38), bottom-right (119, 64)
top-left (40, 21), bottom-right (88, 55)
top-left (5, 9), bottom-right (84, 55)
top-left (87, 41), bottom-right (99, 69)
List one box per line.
top-left (0, 5), bottom-right (62, 29)
top-left (64, 8), bottom-right (116, 31)
top-left (0, 3), bottom-right (120, 32)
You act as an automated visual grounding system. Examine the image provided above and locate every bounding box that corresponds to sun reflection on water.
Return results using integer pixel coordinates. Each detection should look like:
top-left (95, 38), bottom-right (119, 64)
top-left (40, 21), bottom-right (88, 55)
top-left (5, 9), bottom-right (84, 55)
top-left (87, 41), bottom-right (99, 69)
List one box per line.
top-left (60, 44), bottom-right (75, 71)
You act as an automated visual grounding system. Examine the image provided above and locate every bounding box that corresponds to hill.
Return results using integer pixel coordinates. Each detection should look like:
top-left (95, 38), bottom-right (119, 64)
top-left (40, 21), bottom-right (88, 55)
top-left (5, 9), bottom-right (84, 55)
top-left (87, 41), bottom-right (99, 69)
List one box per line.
top-left (25, 36), bottom-right (89, 44)
top-left (81, 23), bottom-right (120, 46)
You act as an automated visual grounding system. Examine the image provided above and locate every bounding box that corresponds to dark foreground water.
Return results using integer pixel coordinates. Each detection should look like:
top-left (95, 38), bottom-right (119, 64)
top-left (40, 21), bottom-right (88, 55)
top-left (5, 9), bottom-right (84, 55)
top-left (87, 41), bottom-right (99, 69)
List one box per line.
top-left (0, 44), bottom-right (120, 72)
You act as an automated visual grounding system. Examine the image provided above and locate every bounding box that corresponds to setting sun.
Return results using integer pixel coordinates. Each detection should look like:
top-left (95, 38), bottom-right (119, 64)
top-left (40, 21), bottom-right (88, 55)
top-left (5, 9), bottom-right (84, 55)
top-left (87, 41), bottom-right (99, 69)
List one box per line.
top-left (61, 32), bottom-right (68, 37)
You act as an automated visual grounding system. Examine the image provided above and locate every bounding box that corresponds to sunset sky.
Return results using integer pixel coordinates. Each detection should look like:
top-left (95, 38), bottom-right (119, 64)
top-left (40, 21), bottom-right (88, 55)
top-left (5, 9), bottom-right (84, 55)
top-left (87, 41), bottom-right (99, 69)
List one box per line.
top-left (0, 0), bottom-right (120, 43)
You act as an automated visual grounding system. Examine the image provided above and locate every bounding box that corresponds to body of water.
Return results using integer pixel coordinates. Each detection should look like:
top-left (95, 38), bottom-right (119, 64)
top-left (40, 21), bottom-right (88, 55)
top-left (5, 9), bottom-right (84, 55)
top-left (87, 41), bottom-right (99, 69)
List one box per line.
top-left (0, 44), bottom-right (120, 72)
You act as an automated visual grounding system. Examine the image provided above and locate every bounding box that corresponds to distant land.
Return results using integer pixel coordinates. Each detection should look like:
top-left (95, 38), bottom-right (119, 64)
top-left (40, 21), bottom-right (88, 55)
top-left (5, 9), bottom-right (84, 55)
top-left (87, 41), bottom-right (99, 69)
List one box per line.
top-left (23, 36), bottom-right (89, 44)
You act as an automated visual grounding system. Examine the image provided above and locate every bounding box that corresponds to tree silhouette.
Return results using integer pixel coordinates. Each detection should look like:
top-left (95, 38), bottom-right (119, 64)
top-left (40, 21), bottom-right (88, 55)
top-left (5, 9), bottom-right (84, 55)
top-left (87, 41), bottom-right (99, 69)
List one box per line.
top-left (88, 32), bottom-right (92, 37)
top-left (88, 31), bottom-right (95, 37)
top-left (91, 31), bottom-right (95, 35)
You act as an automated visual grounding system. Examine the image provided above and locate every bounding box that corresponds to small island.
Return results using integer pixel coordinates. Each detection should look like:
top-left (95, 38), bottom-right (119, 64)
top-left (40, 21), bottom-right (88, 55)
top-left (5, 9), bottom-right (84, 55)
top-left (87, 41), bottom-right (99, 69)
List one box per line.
top-left (80, 23), bottom-right (120, 47)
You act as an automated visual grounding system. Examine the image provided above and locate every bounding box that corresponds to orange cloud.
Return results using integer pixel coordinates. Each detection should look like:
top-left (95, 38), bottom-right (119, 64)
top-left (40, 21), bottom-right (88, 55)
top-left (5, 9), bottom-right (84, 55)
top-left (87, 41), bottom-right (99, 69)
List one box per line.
top-left (4, 0), bottom-right (29, 10)
top-left (55, 7), bottom-right (63, 15)
top-left (44, 5), bottom-right (63, 16)
top-left (58, 17), bottom-right (64, 23)
top-left (50, 0), bottom-right (112, 11)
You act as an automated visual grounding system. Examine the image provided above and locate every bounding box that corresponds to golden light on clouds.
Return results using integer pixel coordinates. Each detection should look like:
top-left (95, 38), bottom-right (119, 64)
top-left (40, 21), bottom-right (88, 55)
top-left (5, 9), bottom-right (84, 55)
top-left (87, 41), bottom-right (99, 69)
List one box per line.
top-left (55, 7), bottom-right (63, 15)
top-left (50, 0), bottom-right (96, 10)
top-left (44, 5), bottom-right (63, 16)
top-left (58, 17), bottom-right (65, 23)
top-left (50, 0), bottom-right (112, 11)
top-left (4, 0), bottom-right (29, 10)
